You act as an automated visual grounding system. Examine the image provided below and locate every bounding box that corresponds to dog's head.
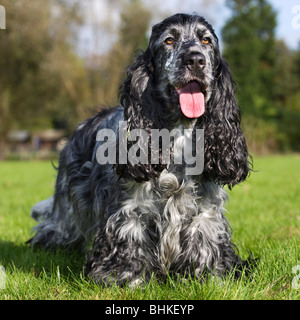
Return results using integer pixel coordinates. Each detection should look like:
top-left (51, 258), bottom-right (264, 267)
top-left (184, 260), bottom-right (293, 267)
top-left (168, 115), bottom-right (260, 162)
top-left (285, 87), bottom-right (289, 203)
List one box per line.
top-left (148, 14), bottom-right (218, 118)
top-left (118, 13), bottom-right (251, 187)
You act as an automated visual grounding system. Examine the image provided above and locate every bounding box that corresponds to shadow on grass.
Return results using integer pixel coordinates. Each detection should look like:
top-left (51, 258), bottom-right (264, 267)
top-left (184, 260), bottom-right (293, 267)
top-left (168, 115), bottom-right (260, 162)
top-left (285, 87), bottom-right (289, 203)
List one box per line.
top-left (0, 240), bottom-right (85, 276)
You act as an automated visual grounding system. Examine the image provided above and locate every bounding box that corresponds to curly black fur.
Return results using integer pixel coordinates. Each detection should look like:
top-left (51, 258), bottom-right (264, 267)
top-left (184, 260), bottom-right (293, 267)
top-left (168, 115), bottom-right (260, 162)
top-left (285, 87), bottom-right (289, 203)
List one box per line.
top-left (28, 13), bottom-right (255, 286)
top-left (117, 13), bottom-right (251, 187)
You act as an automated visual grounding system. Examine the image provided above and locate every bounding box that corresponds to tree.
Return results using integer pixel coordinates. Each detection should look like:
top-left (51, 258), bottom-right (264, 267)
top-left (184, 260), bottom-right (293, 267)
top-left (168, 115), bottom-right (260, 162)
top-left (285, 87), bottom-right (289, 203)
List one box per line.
top-left (222, 0), bottom-right (277, 116)
top-left (86, 0), bottom-right (152, 107)
top-left (274, 41), bottom-right (300, 151)
top-left (222, 0), bottom-right (279, 153)
top-left (0, 0), bottom-right (92, 151)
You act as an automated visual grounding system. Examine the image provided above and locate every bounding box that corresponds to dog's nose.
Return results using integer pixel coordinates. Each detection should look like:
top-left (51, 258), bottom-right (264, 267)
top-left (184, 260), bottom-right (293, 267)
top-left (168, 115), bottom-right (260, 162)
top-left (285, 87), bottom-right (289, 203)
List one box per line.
top-left (184, 52), bottom-right (206, 70)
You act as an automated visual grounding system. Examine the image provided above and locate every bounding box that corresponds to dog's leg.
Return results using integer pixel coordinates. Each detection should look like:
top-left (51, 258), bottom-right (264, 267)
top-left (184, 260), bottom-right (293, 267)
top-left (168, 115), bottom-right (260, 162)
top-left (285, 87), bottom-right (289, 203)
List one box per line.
top-left (28, 165), bottom-right (86, 249)
top-left (84, 199), bottom-right (161, 286)
top-left (31, 196), bottom-right (54, 222)
top-left (178, 207), bottom-right (251, 280)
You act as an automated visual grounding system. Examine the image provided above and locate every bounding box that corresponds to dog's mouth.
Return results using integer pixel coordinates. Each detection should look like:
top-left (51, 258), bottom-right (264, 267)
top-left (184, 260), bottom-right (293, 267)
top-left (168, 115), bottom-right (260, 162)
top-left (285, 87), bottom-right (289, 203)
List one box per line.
top-left (175, 81), bottom-right (206, 119)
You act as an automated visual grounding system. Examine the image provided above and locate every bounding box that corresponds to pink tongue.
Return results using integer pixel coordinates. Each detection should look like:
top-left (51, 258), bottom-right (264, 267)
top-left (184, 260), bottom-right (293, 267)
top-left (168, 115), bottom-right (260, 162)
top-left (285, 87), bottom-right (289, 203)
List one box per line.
top-left (177, 82), bottom-right (205, 118)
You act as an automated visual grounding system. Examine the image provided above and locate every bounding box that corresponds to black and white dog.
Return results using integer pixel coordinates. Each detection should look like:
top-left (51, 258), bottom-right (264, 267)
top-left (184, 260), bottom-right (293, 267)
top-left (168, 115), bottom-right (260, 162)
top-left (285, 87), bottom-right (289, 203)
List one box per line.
top-left (28, 13), bottom-right (253, 286)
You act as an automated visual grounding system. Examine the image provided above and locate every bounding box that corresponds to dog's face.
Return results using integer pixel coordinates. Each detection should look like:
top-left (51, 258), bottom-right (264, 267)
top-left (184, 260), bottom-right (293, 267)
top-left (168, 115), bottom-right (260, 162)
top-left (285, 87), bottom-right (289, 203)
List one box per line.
top-left (149, 14), bottom-right (219, 118)
top-left (120, 13), bottom-right (250, 186)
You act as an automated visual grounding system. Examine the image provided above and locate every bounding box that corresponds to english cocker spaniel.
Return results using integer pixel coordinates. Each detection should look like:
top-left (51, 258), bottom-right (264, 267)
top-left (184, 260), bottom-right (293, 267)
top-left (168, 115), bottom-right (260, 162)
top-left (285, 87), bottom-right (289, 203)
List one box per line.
top-left (28, 13), bottom-right (253, 286)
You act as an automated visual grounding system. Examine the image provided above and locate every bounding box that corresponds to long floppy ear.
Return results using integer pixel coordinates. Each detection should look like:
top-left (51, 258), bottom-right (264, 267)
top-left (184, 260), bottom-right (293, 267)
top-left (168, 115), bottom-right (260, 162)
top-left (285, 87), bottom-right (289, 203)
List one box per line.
top-left (201, 56), bottom-right (252, 189)
top-left (119, 47), bottom-right (154, 127)
top-left (116, 48), bottom-right (167, 182)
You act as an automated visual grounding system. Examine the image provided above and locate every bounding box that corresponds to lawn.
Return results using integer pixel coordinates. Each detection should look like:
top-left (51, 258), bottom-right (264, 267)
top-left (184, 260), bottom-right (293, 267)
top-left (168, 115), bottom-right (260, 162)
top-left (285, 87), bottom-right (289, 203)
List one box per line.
top-left (0, 155), bottom-right (299, 300)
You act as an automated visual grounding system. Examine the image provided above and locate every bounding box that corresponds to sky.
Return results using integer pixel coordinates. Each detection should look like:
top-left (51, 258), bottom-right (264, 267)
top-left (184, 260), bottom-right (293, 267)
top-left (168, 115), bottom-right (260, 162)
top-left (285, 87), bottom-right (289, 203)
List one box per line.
top-left (78, 0), bottom-right (300, 56)
top-left (270, 0), bottom-right (300, 49)
top-left (150, 0), bottom-right (300, 49)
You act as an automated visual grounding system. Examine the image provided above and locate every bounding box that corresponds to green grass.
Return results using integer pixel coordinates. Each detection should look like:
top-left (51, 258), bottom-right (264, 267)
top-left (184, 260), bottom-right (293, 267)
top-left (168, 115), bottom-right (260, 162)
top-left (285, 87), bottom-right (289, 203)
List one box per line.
top-left (0, 156), bottom-right (299, 300)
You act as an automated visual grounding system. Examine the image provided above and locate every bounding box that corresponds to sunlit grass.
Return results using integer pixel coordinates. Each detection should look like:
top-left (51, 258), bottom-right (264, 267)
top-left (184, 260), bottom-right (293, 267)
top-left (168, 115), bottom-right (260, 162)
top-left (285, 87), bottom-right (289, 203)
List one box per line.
top-left (0, 156), bottom-right (299, 299)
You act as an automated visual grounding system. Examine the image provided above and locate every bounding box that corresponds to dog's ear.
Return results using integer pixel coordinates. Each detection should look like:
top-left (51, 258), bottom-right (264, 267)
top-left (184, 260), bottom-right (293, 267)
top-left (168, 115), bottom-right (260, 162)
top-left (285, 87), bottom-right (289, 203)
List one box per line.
top-left (117, 48), bottom-right (167, 182)
top-left (201, 57), bottom-right (252, 189)
top-left (119, 47), bottom-right (154, 127)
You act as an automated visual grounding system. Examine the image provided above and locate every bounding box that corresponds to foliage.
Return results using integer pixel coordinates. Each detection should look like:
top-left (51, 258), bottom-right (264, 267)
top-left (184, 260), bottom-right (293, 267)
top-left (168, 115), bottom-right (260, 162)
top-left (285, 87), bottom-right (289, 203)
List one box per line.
top-left (273, 41), bottom-right (300, 151)
top-left (0, 0), bottom-right (300, 156)
top-left (0, 0), bottom-right (92, 138)
top-left (86, 0), bottom-right (152, 107)
top-left (0, 0), bottom-right (152, 159)
top-left (222, 0), bottom-right (300, 152)
top-left (223, 0), bottom-right (277, 115)
top-left (0, 157), bottom-right (299, 299)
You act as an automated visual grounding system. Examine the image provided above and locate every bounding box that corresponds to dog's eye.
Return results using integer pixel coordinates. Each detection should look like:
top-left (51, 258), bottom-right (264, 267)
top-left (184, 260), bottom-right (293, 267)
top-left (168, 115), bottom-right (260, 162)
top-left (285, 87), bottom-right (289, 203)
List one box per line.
top-left (201, 37), bottom-right (211, 45)
top-left (164, 37), bottom-right (175, 45)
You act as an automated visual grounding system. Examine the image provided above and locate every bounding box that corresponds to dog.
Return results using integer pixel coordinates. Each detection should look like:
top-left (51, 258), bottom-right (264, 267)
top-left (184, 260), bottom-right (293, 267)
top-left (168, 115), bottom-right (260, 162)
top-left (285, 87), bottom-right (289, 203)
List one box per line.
top-left (28, 13), bottom-right (253, 286)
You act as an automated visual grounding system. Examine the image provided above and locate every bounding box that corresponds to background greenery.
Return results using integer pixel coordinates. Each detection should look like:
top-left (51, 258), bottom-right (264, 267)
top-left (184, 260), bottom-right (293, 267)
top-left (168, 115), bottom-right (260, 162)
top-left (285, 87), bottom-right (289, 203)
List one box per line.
top-left (0, 0), bottom-right (299, 300)
top-left (0, 0), bottom-right (300, 156)
top-left (0, 156), bottom-right (299, 299)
